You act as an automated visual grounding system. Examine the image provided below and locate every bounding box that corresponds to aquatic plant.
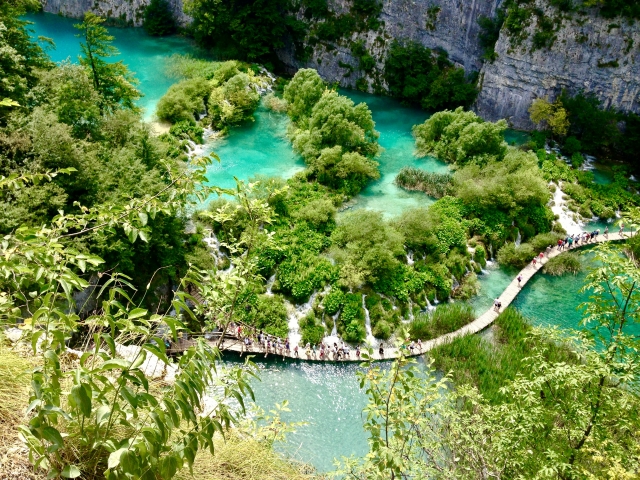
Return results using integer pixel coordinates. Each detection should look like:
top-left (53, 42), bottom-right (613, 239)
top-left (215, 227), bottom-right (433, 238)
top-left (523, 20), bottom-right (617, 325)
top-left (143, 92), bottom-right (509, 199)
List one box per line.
top-left (408, 303), bottom-right (475, 340)
top-left (394, 167), bottom-right (453, 198)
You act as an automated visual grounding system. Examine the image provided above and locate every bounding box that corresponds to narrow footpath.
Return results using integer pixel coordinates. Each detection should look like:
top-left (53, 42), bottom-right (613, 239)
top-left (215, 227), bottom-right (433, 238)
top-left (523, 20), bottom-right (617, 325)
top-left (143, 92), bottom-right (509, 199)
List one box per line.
top-left (217, 232), bottom-right (628, 362)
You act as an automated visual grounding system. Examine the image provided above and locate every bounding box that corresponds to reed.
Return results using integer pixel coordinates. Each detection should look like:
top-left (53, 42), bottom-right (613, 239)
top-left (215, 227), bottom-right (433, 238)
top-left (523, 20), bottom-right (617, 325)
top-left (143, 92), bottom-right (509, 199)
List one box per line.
top-left (543, 253), bottom-right (582, 275)
top-left (394, 167), bottom-right (454, 198)
top-left (409, 303), bottom-right (475, 340)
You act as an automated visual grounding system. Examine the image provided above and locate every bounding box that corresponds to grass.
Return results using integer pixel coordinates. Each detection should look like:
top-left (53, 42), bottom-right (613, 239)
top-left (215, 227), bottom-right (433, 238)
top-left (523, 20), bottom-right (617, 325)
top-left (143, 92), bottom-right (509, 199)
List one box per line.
top-left (175, 432), bottom-right (321, 480)
top-left (394, 167), bottom-right (453, 198)
top-left (408, 303), bottom-right (475, 341)
top-left (429, 307), bottom-right (577, 403)
top-left (0, 343), bottom-right (43, 480)
top-left (543, 252), bottom-right (582, 275)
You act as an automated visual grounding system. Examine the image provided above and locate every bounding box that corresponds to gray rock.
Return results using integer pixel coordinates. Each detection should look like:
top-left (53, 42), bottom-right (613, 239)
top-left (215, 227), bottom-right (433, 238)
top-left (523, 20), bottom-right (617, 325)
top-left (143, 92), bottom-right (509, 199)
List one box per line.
top-left (41, 0), bottom-right (191, 27)
top-left (475, 0), bottom-right (640, 129)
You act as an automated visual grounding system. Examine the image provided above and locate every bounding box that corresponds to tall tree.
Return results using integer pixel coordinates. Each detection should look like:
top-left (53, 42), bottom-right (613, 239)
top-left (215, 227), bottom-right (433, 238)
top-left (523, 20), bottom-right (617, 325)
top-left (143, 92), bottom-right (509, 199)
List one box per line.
top-left (74, 13), bottom-right (141, 111)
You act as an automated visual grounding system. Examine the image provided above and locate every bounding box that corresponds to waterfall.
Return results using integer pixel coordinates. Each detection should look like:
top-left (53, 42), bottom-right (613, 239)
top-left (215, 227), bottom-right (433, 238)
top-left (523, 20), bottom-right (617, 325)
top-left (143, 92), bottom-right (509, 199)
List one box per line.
top-left (362, 295), bottom-right (376, 346)
top-left (406, 250), bottom-right (414, 266)
top-left (408, 298), bottom-right (415, 322)
top-left (488, 243), bottom-right (494, 261)
top-left (265, 275), bottom-right (276, 295)
top-left (515, 229), bottom-right (522, 247)
top-left (425, 294), bottom-right (436, 312)
top-left (451, 275), bottom-right (460, 290)
top-left (331, 310), bottom-right (340, 336)
top-left (287, 291), bottom-right (318, 347)
top-left (433, 296), bottom-right (439, 305)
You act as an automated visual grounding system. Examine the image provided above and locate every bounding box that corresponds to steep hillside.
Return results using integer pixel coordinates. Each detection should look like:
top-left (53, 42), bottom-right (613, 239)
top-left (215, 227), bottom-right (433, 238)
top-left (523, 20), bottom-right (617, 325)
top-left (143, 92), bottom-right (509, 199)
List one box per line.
top-left (476, 0), bottom-right (640, 129)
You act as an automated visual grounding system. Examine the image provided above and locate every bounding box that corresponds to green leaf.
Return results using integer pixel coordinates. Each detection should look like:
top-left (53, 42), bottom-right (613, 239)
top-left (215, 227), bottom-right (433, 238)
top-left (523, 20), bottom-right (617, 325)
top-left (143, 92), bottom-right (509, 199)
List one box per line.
top-left (99, 358), bottom-right (131, 371)
top-left (108, 447), bottom-right (127, 469)
top-left (70, 383), bottom-right (92, 417)
top-left (138, 212), bottom-right (148, 226)
top-left (128, 308), bottom-right (148, 320)
top-left (61, 465), bottom-right (81, 478)
top-left (42, 426), bottom-right (64, 453)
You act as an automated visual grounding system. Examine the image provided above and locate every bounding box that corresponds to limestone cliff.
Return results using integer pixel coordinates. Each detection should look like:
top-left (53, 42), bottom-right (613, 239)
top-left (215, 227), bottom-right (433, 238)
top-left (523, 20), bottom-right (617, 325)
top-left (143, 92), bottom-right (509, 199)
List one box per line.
top-left (279, 0), bottom-right (502, 89)
top-left (40, 0), bottom-right (191, 27)
top-left (475, 1), bottom-right (640, 129)
top-left (38, 0), bottom-right (640, 129)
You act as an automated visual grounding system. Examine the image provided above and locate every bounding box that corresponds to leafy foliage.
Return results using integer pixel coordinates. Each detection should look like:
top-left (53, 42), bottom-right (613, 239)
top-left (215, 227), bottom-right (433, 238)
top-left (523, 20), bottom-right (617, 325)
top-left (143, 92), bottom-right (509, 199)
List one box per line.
top-left (143, 0), bottom-right (177, 36)
top-left (384, 41), bottom-right (478, 111)
top-left (74, 13), bottom-right (141, 112)
top-left (413, 107), bottom-right (507, 165)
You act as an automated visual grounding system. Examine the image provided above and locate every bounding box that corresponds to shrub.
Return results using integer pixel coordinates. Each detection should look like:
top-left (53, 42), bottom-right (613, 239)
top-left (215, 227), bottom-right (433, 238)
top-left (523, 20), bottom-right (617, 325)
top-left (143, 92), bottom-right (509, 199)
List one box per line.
top-left (453, 272), bottom-right (480, 300)
top-left (323, 287), bottom-right (345, 315)
top-left (528, 232), bottom-right (562, 251)
top-left (300, 313), bottom-right (326, 345)
top-left (372, 319), bottom-right (392, 340)
top-left (543, 253), bottom-right (582, 276)
top-left (156, 77), bottom-right (210, 123)
top-left (473, 244), bottom-right (487, 267)
top-left (497, 242), bottom-right (536, 268)
top-left (263, 93), bottom-right (288, 113)
top-left (384, 41), bottom-right (477, 111)
top-left (169, 120), bottom-right (204, 144)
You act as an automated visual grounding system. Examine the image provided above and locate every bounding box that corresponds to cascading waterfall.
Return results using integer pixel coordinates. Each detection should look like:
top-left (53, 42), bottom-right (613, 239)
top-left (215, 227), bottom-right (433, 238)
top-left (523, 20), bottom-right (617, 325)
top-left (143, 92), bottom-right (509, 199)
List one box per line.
top-left (488, 243), bottom-right (494, 261)
top-left (515, 229), bottom-right (522, 247)
top-left (424, 294), bottom-right (436, 311)
top-left (406, 250), bottom-right (414, 266)
top-left (407, 298), bottom-right (415, 322)
top-left (287, 291), bottom-right (318, 347)
top-left (331, 312), bottom-right (339, 336)
top-left (265, 274), bottom-right (276, 295)
top-left (451, 275), bottom-right (460, 290)
top-left (362, 294), bottom-right (376, 345)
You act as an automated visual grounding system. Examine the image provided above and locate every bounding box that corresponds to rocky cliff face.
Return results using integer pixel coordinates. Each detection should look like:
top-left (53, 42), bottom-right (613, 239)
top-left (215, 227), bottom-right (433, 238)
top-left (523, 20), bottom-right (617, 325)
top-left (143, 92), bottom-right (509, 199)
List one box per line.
top-left (40, 0), bottom-right (191, 27)
top-left (279, 0), bottom-right (502, 89)
top-left (475, 1), bottom-right (640, 129)
top-left (39, 0), bottom-right (640, 129)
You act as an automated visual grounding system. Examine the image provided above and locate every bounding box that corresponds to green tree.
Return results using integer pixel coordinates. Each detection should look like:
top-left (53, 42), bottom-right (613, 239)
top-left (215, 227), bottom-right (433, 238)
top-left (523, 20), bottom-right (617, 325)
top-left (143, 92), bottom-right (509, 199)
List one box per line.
top-left (183, 0), bottom-right (293, 63)
top-left (0, 0), bottom-right (50, 120)
top-left (413, 107), bottom-right (507, 165)
top-left (74, 13), bottom-right (141, 111)
top-left (143, 0), bottom-right (177, 36)
top-left (283, 68), bottom-right (325, 124)
top-left (529, 96), bottom-right (570, 137)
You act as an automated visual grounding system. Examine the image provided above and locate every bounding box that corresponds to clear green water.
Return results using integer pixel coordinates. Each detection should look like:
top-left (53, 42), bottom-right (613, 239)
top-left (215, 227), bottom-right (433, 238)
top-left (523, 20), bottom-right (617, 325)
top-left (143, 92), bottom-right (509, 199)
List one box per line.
top-left (204, 104), bottom-right (306, 190)
top-left (222, 355), bottom-right (371, 472)
top-left (25, 12), bottom-right (203, 120)
top-left (340, 90), bottom-right (448, 217)
top-left (23, 15), bottom-right (631, 472)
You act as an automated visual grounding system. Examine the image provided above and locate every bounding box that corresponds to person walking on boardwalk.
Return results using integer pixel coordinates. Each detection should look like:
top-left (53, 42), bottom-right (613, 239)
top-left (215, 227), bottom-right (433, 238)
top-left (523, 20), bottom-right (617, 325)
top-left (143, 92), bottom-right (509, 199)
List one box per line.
top-left (604, 226), bottom-right (609, 239)
top-left (379, 343), bottom-right (385, 358)
top-left (532, 257), bottom-right (537, 268)
top-left (517, 274), bottom-right (523, 288)
top-left (619, 222), bottom-right (625, 237)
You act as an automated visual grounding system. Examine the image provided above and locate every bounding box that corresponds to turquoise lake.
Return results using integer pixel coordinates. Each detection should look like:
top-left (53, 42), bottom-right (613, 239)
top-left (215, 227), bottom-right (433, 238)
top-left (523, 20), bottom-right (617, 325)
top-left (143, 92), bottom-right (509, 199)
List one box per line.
top-left (25, 13), bottom-right (630, 473)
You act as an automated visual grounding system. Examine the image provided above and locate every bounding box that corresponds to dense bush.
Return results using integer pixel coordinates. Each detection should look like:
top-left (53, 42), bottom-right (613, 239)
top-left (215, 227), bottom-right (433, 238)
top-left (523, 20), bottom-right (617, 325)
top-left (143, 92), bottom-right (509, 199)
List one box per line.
top-left (208, 71), bottom-right (260, 128)
top-left (497, 242), bottom-right (535, 268)
top-left (543, 253), bottom-right (582, 276)
top-left (338, 293), bottom-right (366, 343)
top-left (156, 77), bottom-right (210, 123)
top-left (331, 211), bottom-right (405, 289)
top-left (413, 107), bottom-right (507, 165)
top-left (143, 0), bottom-right (177, 36)
top-left (300, 313), bottom-right (326, 345)
top-left (238, 293), bottom-right (289, 338)
top-left (286, 69), bottom-right (380, 194)
top-left (408, 303), bottom-right (475, 340)
top-left (384, 41), bottom-right (478, 111)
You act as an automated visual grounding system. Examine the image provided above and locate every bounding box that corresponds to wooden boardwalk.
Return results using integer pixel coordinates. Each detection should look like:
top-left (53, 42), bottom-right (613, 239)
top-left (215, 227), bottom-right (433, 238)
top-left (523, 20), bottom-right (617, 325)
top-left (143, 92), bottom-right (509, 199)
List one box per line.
top-left (213, 232), bottom-right (629, 362)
